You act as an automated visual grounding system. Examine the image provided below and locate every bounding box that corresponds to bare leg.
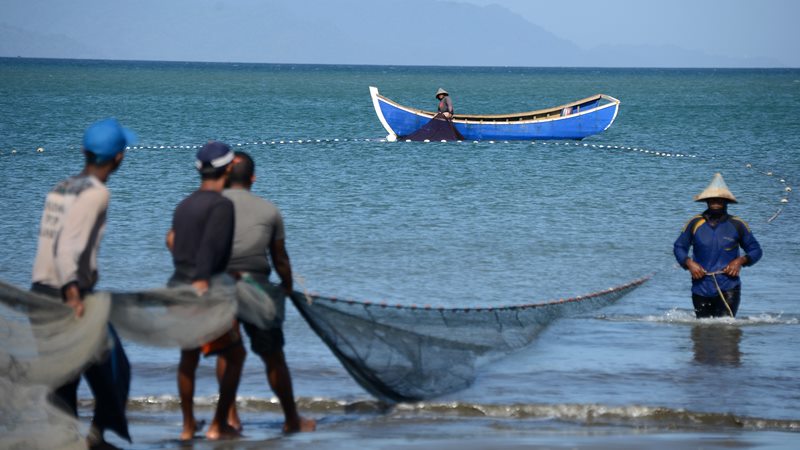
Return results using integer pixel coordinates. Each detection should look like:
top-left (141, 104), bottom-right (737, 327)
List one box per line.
top-left (178, 349), bottom-right (201, 441)
top-left (215, 351), bottom-right (242, 431)
top-left (207, 342), bottom-right (246, 440)
top-left (262, 350), bottom-right (316, 433)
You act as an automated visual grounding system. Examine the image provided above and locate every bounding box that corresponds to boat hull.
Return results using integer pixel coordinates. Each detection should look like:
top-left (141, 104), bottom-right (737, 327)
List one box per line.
top-left (370, 86), bottom-right (620, 141)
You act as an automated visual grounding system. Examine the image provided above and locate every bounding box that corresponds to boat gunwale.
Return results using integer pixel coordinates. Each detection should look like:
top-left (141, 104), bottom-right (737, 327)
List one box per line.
top-left (372, 88), bottom-right (620, 125)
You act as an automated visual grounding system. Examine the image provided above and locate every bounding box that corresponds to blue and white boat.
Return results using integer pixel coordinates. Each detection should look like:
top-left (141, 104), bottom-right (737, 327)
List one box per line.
top-left (369, 86), bottom-right (620, 142)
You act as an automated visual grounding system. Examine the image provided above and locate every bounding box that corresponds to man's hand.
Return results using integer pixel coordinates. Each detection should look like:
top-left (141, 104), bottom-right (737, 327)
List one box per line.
top-left (723, 257), bottom-right (746, 277)
top-left (63, 283), bottom-right (84, 318)
top-left (685, 258), bottom-right (706, 280)
top-left (192, 279), bottom-right (209, 296)
top-left (165, 229), bottom-right (175, 252)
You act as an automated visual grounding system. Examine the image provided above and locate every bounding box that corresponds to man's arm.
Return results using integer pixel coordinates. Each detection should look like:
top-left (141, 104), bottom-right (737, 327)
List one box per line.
top-left (724, 218), bottom-right (763, 277)
top-left (193, 200), bottom-right (234, 295)
top-left (738, 219), bottom-right (762, 266)
top-left (270, 239), bottom-right (292, 294)
top-left (674, 219), bottom-right (705, 280)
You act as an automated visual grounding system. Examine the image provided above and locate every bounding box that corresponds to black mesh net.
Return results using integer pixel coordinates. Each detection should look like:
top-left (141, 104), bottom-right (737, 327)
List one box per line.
top-left (399, 113), bottom-right (465, 141)
top-left (290, 276), bottom-right (650, 403)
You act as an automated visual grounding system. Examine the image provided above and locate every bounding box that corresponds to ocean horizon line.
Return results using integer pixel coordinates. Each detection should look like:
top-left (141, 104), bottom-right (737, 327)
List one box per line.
top-left (2, 55), bottom-right (798, 71)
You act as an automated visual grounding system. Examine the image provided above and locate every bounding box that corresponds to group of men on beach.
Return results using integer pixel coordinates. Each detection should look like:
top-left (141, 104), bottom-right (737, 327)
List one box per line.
top-left (30, 118), bottom-right (313, 448)
top-left (29, 117), bottom-right (761, 448)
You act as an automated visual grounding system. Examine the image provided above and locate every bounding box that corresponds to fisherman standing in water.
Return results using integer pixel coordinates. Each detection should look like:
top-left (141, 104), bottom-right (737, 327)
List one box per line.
top-left (436, 88), bottom-right (453, 119)
top-left (31, 118), bottom-right (135, 449)
top-left (166, 141), bottom-right (246, 440)
top-left (673, 173), bottom-right (763, 318)
top-left (223, 151), bottom-right (316, 432)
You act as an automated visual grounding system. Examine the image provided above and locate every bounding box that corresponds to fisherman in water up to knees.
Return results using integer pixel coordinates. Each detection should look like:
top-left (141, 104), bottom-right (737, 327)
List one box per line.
top-left (673, 173), bottom-right (763, 318)
top-left (31, 118), bottom-right (135, 449)
top-left (436, 88), bottom-right (453, 119)
top-left (166, 141), bottom-right (246, 440)
top-left (223, 151), bottom-right (316, 433)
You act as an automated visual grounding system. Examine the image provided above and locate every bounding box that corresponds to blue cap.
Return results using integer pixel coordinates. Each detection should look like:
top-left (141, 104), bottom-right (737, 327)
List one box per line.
top-left (196, 141), bottom-right (234, 171)
top-left (82, 118), bottom-right (137, 163)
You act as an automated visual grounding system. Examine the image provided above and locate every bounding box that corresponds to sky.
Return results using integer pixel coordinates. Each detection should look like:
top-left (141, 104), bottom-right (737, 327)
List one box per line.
top-left (460, 0), bottom-right (800, 67)
top-left (0, 0), bottom-right (798, 67)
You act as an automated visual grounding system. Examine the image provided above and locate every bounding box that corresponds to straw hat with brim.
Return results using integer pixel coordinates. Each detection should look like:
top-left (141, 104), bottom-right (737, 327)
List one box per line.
top-left (435, 88), bottom-right (449, 98)
top-left (694, 172), bottom-right (738, 203)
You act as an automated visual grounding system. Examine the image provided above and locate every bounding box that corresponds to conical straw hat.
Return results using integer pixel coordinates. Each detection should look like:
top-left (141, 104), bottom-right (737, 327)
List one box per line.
top-left (694, 172), bottom-right (738, 203)
top-left (435, 88), bottom-right (449, 98)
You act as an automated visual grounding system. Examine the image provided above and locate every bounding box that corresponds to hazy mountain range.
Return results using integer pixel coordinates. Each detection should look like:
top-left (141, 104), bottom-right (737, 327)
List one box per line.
top-left (0, 0), bottom-right (783, 67)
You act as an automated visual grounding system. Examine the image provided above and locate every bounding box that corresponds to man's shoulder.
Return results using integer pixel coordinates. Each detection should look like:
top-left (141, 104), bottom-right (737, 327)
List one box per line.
top-left (223, 189), bottom-right (278, 211)
top-left (728, 215), bottom-right (753, 234)
top-left (51, 175), bottom-right (105, 196)
top-left (681, 214), bottom-right (705, 232)
top-left (177, 189), bottom-right (232, 211)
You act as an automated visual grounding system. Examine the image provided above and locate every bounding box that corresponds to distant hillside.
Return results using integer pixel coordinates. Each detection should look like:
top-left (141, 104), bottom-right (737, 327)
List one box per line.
top-left (0, 0), bottom-right (783, 67)
top-left (0, 23), bottom-right (104, 59)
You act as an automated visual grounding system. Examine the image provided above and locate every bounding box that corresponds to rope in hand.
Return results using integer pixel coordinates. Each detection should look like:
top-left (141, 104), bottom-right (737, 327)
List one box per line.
top-left (705, 270), bottom-right (734, 318)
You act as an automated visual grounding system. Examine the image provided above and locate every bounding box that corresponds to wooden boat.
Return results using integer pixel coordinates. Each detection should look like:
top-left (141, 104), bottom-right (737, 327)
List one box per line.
top-left (369, 86), bottom-right (620, 141)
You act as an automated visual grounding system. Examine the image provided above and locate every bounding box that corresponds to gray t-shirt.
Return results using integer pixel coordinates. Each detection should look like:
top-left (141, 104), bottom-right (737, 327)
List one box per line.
top-left (222, 188), bottom-right (285, 276)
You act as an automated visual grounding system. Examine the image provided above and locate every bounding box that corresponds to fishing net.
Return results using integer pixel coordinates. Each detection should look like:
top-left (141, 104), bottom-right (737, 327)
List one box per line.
top-left (0, 275), bottom-right (276, 377)
top-left (399, 112), bottom-right (465, 141)
top-left (0, 281), bottom-right (111, 448)
top-left (291, 276), bottom-right (650, 403)
top-left (110, 273), bottom-right (286, 346)
top-left (109, 276), bottom-right (239, 349)
top-left (0, 279), bottom-right (111, 388)
top-left (3, 272), bottom-right (648, 413)
top-left (0, 379), bottom-right (85, 450)
top-left (0, 275), bottom-right (269, 447)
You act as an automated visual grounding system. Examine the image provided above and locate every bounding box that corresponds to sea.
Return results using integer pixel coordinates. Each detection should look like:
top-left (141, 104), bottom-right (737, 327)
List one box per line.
top-left (1, 58), bottom-right (799, 449)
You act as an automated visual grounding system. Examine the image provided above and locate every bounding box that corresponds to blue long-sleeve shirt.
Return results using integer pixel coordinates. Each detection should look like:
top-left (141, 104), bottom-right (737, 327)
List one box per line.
top-left (673, 211), bottom-right (762, 296)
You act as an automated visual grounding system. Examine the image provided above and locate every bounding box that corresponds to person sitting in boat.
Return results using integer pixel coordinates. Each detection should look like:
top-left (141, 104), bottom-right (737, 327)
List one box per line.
top-left (435, 88), bottom-right (453, 119)
top-left (673, 173), bottom-right (762, 318)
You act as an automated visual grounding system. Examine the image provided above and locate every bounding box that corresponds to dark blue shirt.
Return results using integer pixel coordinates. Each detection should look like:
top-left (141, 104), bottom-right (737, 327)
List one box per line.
top-left (673, 210), bottom-right (762, 296)
top-left (171, 190), bottom-right (235, 283)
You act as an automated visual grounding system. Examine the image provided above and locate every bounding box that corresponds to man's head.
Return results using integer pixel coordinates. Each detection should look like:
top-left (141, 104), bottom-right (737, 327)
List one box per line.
top-left (196, 141), bottom-right (234, 180)
top-left (227, 151), bottom-right (255, 189)
top-left (435, 88), bottom-right (449, 100)
top-left (82, 118), bottom-right (136, 168)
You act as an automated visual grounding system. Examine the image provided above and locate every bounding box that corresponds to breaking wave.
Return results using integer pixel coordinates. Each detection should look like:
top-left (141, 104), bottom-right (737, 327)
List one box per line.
top-left (597, 309), bottom-right (800, 326)
top-left (119, 396), bottom-right (800, 433)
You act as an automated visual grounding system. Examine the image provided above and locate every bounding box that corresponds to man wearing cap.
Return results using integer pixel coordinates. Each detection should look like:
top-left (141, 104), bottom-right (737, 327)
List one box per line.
top-left (223, 151), bottom-right (316, 433)
top-left (31, 117), bottom-right (135, 448)
top-left (673, 173), bottom-right (763, 318)
top-left (436, 88), bottom-right (454, 119)
top-left (166, 141), bottom-right (246, 440)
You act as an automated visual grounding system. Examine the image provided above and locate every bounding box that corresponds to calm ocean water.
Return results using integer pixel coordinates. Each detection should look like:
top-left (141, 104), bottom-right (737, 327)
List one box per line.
top-left (1, 58), bottom-right (799, 449)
